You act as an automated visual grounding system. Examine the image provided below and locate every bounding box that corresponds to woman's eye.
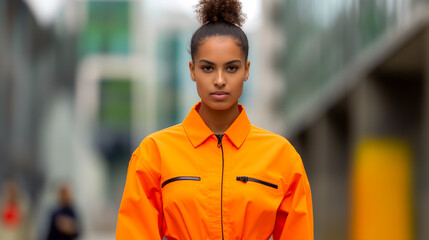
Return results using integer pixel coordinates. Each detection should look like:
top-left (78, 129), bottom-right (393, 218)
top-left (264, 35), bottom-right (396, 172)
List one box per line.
top-left (227, 66), bottom-right (239, 72)
top-left (201, 66), bottom-right (214, 71)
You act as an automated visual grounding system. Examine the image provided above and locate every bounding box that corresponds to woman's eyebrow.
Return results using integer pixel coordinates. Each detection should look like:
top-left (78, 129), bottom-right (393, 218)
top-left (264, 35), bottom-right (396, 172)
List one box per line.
top-left (199, 59), bottom-right (242, 65)
top-left (199, 59), bottom-right (215, 65)
top-left (225, 60), bottom-right (242, 65)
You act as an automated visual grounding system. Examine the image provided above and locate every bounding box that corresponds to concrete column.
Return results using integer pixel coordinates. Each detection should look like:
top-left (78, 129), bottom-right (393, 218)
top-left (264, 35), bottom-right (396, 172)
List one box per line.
top-left (306, 113), bottom-right (348, 240)
top-left (325, 112), bottom-right (349, 240)
top-left (307, 112), bottom-right (349, 240)
top-left (306, 116), bottom-right (330, 240)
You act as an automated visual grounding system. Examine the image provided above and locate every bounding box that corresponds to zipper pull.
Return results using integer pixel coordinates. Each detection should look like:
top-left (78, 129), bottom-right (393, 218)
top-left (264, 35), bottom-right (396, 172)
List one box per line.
top-left (215, 134), bottom-right (223, 148)
top-left (237, 176), bottom-right (248, 183)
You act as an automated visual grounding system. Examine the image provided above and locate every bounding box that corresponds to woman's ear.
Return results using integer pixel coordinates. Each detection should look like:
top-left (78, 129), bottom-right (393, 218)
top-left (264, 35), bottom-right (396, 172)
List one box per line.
top-left (189, 61), bottom-right (196, 81)
top-left (244, 61), bottom-right (250, 81)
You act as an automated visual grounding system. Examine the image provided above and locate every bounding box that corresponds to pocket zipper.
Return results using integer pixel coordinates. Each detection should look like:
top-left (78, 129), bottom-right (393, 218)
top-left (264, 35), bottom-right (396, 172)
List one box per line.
top-left (236, 176), bottom-right (278, 189)
top-left (162, 176), bottom-right (201, 188)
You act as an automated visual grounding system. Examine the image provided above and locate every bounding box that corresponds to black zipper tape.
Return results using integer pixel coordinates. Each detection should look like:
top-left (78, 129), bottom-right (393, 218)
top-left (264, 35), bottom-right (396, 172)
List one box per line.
top-left (236, 176), bottom-right (278, 189)
top-left (161, 176), bottom-right (201, 188)
top-left (215, 134), bottom-right (225, 240)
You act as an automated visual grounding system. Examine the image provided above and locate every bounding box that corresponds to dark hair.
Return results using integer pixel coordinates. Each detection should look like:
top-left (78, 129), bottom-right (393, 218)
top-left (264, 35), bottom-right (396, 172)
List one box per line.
top-left (190, 0), bottom-right (248, 61)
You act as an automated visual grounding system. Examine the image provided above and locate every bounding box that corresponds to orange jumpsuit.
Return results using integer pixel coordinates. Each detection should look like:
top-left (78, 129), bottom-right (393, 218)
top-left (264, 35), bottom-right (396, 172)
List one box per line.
top-left (116, 102), bottom-right (313, 239)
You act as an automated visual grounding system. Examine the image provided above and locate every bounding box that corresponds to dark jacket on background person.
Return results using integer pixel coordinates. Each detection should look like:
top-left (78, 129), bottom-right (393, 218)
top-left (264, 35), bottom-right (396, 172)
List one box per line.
top-left (46, 206), bottom-right (80, 240)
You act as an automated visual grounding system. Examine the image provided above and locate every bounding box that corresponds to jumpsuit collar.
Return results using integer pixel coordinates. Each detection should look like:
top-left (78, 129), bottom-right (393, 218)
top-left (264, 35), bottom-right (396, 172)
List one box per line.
top-left (183, 102), bottom-right (251, 149)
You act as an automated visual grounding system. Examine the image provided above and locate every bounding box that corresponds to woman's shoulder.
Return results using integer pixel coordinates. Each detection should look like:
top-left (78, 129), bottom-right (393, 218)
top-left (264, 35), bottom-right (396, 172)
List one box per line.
top-left (250, 125), bottom-right (289, 143)
top-left (137, 123), bottom-right (186, 146)
top-left (132, 123), bottom-right (186, 158)
top-left (249, 125), bottom-right (298, 153)
top-left (148, 123), bottom-right (184, 138)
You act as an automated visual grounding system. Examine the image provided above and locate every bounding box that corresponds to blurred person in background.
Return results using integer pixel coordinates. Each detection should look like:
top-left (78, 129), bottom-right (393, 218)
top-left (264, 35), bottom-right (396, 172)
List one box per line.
top-left (46, 183), bottom-right (80, 240)
top-left (116, 0), bottom-right (313, 239)
top-left (0, 179), bottom-right (30, 240)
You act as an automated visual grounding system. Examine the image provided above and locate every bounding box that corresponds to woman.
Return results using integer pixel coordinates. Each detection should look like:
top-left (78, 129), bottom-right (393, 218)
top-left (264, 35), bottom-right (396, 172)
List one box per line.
top-left (116, 0), bottom-right (313, 239)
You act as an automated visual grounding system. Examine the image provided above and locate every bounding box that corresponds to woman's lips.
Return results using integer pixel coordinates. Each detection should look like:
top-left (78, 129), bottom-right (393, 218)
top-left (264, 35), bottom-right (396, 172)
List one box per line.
top-left (211, 91), bottom-right (229, 100)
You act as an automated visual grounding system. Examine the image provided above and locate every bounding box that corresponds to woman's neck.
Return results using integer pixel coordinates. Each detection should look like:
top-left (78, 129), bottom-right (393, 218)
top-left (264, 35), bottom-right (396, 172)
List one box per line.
top-left (198, 101), bottom-right (240, 135)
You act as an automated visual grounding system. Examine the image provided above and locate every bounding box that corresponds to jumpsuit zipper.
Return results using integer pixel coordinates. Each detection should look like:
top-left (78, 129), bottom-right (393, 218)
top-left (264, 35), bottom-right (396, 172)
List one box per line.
top-left (236, 176), bottom-right (278, 189)
top-left (161, 176), bottom-right (201, 188)
top-left (215, 134), bottom-right (225, 240)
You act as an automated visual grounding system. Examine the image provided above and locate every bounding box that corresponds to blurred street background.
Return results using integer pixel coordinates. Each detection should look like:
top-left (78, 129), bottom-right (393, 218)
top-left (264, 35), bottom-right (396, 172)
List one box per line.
top-left (1, 0), bottom-right (429, 239)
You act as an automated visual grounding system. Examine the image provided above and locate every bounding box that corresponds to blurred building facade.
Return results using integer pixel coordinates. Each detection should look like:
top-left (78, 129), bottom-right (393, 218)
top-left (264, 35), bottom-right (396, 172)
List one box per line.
top-left (1, 0), bottom-right (429, 239)
top-left (260, 0), bottom-right (429, 239)
top-left (0, 0), bottom-right (81, 238)
top-left (1, 0), bottom-right (50, 198)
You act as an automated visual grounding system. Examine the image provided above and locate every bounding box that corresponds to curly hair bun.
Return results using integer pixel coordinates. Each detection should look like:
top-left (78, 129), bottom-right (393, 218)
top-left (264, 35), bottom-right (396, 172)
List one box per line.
top-left (195, 0), bottom-right (246, 27)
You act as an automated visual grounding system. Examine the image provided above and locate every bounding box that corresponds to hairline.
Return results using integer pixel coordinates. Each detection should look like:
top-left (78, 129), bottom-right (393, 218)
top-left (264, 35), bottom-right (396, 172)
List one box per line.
top-left (192, 35), bottom-right (247, 62)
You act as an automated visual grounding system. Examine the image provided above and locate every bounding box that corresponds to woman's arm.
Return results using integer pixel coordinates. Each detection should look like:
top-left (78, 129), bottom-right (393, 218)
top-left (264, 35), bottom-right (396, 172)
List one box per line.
top-left (273, 155), bottom-right (314, 240)
top-left (116, 139), bottom-right (163, 239)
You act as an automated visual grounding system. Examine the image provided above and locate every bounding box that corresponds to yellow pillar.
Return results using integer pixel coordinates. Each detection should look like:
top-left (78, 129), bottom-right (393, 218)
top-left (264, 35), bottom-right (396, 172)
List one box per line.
top-left (350, 139), bottom-right (413, 240)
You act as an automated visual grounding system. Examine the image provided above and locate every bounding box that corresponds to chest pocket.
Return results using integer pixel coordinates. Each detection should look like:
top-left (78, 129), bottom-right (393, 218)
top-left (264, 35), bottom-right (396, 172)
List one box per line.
top-left (229, 175), bottom-right (284, 238)
top-left (161, 175), bottom-right (204, 215)
top-left (232, 174), bottom-right (284, 212)
top-left (232, 175), bottom-right (283, 218)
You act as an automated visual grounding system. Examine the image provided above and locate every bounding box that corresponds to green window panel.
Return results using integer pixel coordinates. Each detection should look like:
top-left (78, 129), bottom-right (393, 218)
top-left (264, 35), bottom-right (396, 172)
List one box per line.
top-left (97, 79), bottom-right (132, 164)
top-left (79, 1), bottom-right (130, 56)
top-left (99, 79), bottom-right (132, 131)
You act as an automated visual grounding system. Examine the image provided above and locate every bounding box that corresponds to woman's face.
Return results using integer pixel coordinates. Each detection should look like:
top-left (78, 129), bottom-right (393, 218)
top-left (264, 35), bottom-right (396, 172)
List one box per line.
top-left (189, 36), bottom-right (250, 111)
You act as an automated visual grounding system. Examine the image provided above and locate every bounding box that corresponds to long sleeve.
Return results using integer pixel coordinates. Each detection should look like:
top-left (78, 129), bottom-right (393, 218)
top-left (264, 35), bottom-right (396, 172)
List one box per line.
top-left (116, 139), bottom-right (163, 239)
top-left (273, 156), bottom-right (314, 240)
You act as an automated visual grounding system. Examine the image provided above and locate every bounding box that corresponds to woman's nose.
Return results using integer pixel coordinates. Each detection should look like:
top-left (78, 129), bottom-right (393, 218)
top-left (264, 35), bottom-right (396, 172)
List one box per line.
top-left (214, 71), bottom-right (226, 87)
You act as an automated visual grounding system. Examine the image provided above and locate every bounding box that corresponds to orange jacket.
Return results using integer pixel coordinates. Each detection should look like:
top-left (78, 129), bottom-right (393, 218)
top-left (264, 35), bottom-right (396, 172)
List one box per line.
top-left (116, 102), bottom-right (313, 239)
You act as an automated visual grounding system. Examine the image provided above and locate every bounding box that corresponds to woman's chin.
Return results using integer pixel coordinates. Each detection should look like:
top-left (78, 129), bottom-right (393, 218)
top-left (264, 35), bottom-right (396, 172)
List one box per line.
top-left (202, 100), bottom-right (237, 111)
